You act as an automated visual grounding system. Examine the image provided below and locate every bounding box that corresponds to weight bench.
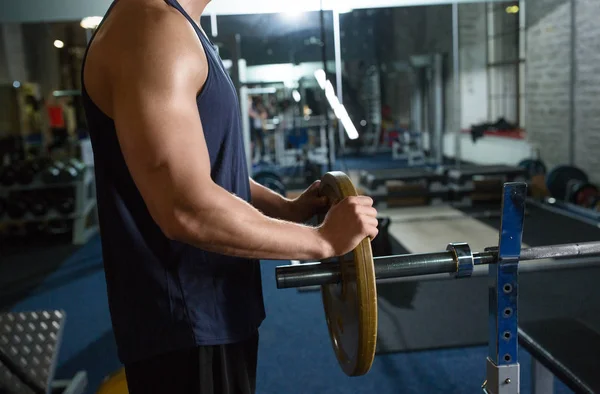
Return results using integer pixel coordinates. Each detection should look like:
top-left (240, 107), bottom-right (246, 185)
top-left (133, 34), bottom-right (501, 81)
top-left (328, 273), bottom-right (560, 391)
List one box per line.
top-left (0, 310), bottom-right (88, 394)
top-left (359, 168), bottom-right (449, 207)
top-left (519, 318), bottom-right (600, 394)
top-left (447, 165), bottom-right (527, 205)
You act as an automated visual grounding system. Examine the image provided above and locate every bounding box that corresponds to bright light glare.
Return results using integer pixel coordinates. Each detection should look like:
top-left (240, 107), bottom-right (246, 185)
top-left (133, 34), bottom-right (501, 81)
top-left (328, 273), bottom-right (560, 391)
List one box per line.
top-left (53, 40), bottom-right (64, 49)
top-left (292, 90), bottom-right (301, 103)
top-left (12, 81), bottom-right (21, 89)
top-left (323, 81), bottom-right (358, 140)
top-left (248, 87), bottom-right (277, 94)
top-left (505, 5), bottom-right (519, 14)
top-left (81, 16), bottom-right (103, 29)
top-left (314, 69), bottom-right (359, 140)
top-left (282, 10), bottom-right (303, 20)
top-left (314, 69), bottom-right (327, 90)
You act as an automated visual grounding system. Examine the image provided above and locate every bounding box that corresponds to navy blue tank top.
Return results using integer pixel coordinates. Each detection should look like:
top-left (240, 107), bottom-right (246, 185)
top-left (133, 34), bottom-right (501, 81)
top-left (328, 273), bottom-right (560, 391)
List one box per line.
top-left (81, 0), bottom-right (265, 365)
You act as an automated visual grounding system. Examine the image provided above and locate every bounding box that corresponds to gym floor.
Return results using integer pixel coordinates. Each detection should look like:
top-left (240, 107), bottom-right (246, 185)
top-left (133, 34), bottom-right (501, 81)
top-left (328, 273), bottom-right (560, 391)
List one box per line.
top-left (1, 154), bottom-right (579, 394)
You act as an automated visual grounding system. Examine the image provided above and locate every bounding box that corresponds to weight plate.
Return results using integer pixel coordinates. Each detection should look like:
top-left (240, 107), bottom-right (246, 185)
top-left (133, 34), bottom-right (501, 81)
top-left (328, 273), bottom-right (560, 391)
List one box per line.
top-left (254, 171), bottom-right (286, 196)
top-left (518, 159), bottom-right (546, 178)
top-left (0, 165), bottom-right (16, 186)
top-left (318, 171), bottom-right (377, 377)
top-left (575, 183), bottom-right (598, 207)
top-left (546, 165), bottom-right (588, 200)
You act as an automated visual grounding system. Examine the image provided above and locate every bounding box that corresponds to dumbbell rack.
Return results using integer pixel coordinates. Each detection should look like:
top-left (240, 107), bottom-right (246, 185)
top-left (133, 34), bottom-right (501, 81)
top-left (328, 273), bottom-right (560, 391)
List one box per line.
top-left (0, 166), bottom-right (99, 245)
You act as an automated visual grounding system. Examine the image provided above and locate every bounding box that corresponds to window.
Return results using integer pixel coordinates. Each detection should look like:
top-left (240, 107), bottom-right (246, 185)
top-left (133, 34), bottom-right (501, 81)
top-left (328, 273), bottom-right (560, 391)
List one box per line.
top-left (487, 1), bottom-right (525, 128)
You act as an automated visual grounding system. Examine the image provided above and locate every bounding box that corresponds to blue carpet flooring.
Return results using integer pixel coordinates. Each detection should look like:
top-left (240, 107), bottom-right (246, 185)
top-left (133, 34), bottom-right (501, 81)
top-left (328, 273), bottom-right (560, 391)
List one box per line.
top-left (6, 233), bottom-right (573, 393)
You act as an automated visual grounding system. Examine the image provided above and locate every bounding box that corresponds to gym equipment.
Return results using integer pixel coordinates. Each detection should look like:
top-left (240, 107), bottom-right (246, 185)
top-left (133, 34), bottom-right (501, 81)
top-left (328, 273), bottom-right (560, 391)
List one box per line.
top-left (0, 164), bottom-right (17, 187)
top-left (532, 197), bottom-right (600, 228)
top-left (447, 165), bottom-right (527, 205)
top-left (25, 192), bottom-right (49, 217)
top-left (519, 319), bottom-right (600, 394)
top-left (46, 220), bottom-right (71, 235)
top-left (4, 224), bottom-right (22, 238)
top-left (53, 190), bottom-right (76, 216)
top-left (41, 160), bottom-right (81, 184)
top-left (317, 172), bottom-right (377, 376)
top-left (64, 158), bottom-right (86, 180)
top-left (6, 198), bottom-right (27, 220)
top-left (24, 221), bottom-right (47, 237)
top-left (42, 161), bottom-right (66, 184)
top-left (565, 180), bottom-right (598, 207)
top-left (390, 129), bottom-right (426, 165)
top-left (59, 164), bottom-right (80, 183)
top-left (359, 168), bottom-right (448, 207)
top-left (546, 165), bottom-right (588, 201)
top-left (275, 171), bottom-right (600, 390)
top-left (15, 160), bottom-right (35, 185)
top-left (518, 159), bottom-right (546, 178)
top-left (0, 310), bottom-right (88, 394)
top-left (253, 170), bottom-right (287, 196)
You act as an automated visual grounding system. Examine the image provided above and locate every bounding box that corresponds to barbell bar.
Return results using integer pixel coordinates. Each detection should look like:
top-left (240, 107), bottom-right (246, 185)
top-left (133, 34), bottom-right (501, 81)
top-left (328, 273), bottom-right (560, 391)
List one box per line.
top-left (275, 171), bottom-right (600, 380)
top-left (276, 241), bottom-right (600, 289)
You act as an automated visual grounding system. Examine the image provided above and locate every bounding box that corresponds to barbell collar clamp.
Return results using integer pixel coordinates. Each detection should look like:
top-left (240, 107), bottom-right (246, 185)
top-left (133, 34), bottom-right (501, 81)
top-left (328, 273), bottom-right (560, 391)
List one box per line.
top-left (447, 242), bottom-right (474, 279)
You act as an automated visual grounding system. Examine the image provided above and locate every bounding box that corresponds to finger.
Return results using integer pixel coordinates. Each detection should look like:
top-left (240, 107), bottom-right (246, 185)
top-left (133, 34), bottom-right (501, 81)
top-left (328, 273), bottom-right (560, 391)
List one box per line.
top-left (308, 180), bottom-right (321, 192)
top-left (349, 196), bottom-right (374, 207)
top-left (367, 227), bottom-right (379, 241)
top-left (355, 205), bottom-right (378, 218)
top-left (363, 216), bottom-right (379, 227)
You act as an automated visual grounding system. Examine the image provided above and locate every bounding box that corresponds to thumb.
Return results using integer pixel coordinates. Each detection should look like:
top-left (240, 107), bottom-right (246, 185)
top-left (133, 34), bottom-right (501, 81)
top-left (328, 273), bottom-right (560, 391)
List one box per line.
top-left (305, 180), bottom-right (322, 196)
top-left (309, 180), bottom-right (321, 191)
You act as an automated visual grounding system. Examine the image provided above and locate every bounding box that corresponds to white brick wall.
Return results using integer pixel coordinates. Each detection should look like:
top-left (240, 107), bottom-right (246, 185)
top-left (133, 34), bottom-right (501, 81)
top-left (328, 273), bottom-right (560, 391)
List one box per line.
top-left (525, 0), bottom-right (571, 167)
top-left (574, 0), bottom-right (600, 184)
top-left (526, 0), bottom-right (600, 184)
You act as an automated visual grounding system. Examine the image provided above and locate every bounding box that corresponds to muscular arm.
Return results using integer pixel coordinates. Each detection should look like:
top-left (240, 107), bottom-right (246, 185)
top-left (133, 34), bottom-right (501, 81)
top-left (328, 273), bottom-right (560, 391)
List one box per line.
top-left (109, 17), bottom-right (327, 261)
top-left (249, 179), bottom-right (291, 220)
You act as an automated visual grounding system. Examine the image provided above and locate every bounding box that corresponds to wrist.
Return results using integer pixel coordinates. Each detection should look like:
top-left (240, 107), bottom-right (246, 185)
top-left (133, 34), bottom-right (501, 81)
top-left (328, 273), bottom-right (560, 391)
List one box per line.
top-left (281, 197), bottom-right (298, 221)
top-left (313, 227), bottom-right (333, 260)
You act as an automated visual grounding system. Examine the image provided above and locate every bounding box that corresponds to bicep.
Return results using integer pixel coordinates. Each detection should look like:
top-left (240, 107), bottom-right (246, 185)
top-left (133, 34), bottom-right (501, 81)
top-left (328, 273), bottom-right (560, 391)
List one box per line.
top-left (111, 69), bottom-right (213, 226)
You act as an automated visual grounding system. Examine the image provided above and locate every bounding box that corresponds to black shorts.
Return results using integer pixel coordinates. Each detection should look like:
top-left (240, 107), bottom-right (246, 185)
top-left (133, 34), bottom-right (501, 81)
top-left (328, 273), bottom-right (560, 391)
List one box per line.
top-left (124, 332), bottom-right (259, 394)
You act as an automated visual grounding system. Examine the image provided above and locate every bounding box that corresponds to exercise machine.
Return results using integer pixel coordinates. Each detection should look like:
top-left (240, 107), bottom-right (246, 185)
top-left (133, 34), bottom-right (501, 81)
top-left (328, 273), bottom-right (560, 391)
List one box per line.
top-left (0, 310), bottom-right (88, 394)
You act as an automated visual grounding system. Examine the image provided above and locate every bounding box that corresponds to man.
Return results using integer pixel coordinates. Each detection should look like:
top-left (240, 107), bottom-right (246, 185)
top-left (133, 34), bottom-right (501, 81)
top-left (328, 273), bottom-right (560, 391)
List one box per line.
top-left (248, 96), bottom-right (265, 163)
top-left (81, 0), bottom-right (379, 393)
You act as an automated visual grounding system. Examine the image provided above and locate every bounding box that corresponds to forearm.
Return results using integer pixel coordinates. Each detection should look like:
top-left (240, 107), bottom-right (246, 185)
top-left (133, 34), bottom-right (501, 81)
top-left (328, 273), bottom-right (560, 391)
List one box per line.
top-left (171, 184), bottom-right (326, 261)
top-left (250, 179), bottom-right (292, 220)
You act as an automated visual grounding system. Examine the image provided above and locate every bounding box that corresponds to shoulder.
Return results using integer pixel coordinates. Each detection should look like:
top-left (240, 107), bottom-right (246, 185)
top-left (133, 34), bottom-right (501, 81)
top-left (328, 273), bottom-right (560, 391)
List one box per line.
top-left (96, 2), bottom-right (206, 87)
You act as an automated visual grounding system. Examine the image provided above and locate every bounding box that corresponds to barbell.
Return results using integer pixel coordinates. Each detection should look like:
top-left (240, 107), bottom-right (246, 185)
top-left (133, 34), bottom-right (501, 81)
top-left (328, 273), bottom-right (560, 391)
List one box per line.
top-left (275, 171), bottom-right (600, 377)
